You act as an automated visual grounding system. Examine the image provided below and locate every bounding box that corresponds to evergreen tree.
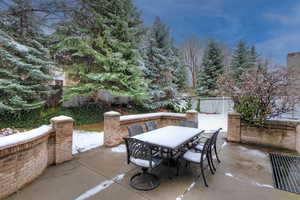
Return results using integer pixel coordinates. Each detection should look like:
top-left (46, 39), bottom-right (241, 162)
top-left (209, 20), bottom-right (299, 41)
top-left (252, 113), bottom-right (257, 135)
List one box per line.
top-left (197, 40), bottom-right (224, 96)
top-left (172, 45), bottom-right (187, 90)
top-left (0, 28), bottom-right (56, 115)
top-left (52, 0), bottom-right (148, 102)
top-left (230, 41), bottom-right (253, 81)
top-left (141, 17), bottom-right (184, 109)
top-left (249, 45), bottom-right (259, 68)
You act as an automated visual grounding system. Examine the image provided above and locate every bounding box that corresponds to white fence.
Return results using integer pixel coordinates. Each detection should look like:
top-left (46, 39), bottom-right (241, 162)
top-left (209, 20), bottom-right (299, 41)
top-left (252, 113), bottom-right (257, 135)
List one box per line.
top-left (192, 96), bottom-right (300, 120)
top-left (192, 97), bottom-right (234, 114)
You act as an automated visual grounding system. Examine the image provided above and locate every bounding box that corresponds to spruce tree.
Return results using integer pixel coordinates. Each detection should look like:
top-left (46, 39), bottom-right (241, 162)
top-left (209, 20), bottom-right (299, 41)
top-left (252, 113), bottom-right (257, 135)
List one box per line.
top-left (0, 28), bottom-right (56, 115)
top-left (52, 0), bottom-right (147, 102)
top-left (172, 45), bottom-right (187, 90)
top-left (141, 17), bottom-right (184, 109)
top-left (230, 41), bottom-right (252, 81)
top-left (249, 45), bottom-right (259, 68)
top-left (197, 40), bottom-right (224, 96)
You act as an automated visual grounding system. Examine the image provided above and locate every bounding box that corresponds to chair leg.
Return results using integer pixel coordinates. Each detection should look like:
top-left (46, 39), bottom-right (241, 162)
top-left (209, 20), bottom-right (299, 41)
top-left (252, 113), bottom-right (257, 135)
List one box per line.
top-left (176, 160), bottom-right (180, 176)
top-left (214, 144), bottom-right (221, 163)
top-left (200, 161), bottom-right (208, 187)
top-left (209, 149), bottom-right (216, 172)
top-left (207, 153), bottom-right (215, 174)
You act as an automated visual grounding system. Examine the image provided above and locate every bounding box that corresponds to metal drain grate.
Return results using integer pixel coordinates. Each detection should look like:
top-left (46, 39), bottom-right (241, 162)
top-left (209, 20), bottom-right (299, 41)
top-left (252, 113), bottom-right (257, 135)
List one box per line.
top-left (269, 153), bottom-right (300, 194)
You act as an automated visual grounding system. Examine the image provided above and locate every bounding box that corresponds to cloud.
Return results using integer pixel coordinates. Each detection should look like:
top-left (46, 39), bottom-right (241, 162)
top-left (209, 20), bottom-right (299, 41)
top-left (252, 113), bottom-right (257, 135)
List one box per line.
top-left (256, 2), bottom-right (300, 64)
top-left (256, 33), bottom-right (300, 65)
top-left (264, 2), bottom-right (300, 25)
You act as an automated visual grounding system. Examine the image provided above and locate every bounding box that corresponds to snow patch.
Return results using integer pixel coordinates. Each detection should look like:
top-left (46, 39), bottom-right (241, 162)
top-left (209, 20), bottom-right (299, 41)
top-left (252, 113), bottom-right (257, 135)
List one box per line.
top-left (198, 114), bottom-right (227, 131)
top-left (72, 130), bottom-right (103, 154)
top-left (0, 125), bottom-right (52, 148)
top-left (75, 173), bottom-right (125, 200)
top-left (120, 112), bottom-right (186, 121)
top-left (176, 181), bottom-right (196, 200)
top-left (110, 144), bottom-right (126, 153)
top-left (11, 40), bottom-right (29, 52)
top-left (51, 115), bottom-right (73, 121)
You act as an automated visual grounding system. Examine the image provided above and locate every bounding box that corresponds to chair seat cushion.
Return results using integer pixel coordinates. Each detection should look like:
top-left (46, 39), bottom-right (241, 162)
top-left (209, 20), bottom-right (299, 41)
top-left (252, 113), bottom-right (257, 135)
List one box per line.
top-left (130, 157), bottom-right (162, 168)
top-left (195, 143), bottom-right (204, 151)
top-left (183, 150), bottom-right (205, 163)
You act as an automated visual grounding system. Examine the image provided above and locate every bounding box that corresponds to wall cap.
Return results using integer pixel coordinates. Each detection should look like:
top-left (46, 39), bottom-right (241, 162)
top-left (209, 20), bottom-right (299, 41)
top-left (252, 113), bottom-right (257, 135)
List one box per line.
top-left (186, 110), bottom-right (198, 113)
top-left (51, 115), bottom-right (74, 123)
top-left (228, 112), bottom-right (241, 116)
top-left (104, 111), bottom-right (121, 117)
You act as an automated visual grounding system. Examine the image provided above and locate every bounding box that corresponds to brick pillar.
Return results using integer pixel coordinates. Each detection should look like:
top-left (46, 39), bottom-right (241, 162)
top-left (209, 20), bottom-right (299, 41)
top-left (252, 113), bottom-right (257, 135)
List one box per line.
top-left (296, 124), bottom-right (300, 154)
top-left (227, 112), bottom-right (241, 142)
top-left (186, 110), bottom-right (199, 128)
top-left (51, 116), bottom-right (74, 164)
top-left (104, 111), bottom-right (121, 147)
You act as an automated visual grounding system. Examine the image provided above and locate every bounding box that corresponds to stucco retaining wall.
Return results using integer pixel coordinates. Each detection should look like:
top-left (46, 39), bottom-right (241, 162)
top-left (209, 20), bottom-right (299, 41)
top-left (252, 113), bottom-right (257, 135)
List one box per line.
top-left (104, 111), bottom-right (199, 147)
top-left (0, 116), bottom-right (74, 199)
top-left (227, 112), bottom-right (300, 153)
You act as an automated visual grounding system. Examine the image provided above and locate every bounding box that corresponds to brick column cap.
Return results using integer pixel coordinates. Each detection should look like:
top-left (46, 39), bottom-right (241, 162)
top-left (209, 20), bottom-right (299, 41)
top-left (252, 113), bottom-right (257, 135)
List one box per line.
top-left (104, 111), bottom-right (121, 117)
top-left (229, 112), bottom-right (241, 115)
top-left (186, 110), bottom-right (198, 114)
top-left (51, 115), bottom-right (74, 123)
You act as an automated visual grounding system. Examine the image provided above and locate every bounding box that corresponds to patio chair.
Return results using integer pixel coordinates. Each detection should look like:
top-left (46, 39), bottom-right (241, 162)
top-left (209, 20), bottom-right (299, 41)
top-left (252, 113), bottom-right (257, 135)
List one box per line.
top-left (124, 137), bottom-right (162, 191)
top-left (182, 138), bottom-right (213, 187)
top-left (127, 124), bottom-right (144, 137)
top-left (194, 128), bottom-right (222, 171)
top-left (180, 120), bottom-right (198, 128)
top-left (145, 121), bottom-right (158, 131)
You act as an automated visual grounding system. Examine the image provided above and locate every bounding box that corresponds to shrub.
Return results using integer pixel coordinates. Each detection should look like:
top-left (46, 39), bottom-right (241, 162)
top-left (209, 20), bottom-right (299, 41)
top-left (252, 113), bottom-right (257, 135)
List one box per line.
top-left (218, 66), bottom-right (300, 125)
top-left (196, 99), bottom-right (201, 112)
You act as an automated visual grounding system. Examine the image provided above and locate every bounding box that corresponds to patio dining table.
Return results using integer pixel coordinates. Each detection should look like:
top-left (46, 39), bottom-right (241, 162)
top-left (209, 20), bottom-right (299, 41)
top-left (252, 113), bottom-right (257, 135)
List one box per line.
top-left (132, 126), bottom-right (204, 177)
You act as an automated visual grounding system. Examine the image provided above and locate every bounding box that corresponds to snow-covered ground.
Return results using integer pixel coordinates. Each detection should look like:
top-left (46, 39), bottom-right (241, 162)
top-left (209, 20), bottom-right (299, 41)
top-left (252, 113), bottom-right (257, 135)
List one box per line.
top-left (198, 114), bottom-right (227, 131)
top-left (71, 114), bottom-right (227, 154)
top-left (72, 130), bottom-right (103, 154)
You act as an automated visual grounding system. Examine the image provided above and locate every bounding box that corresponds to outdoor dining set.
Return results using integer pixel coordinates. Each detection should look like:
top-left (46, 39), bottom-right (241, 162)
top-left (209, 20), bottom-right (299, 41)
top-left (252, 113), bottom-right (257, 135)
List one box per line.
top-left (124, 120), bottom-right (222, 191)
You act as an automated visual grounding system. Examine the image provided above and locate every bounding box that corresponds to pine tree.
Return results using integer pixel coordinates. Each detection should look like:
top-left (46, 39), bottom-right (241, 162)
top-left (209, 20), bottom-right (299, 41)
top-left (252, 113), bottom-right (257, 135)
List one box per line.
top-left (230, 41), bottom-right (252, 81)
top-left (0, 28), bottom-right (56, 115)
top-left (141, 17), bottom-right (184, 109)
top-left (52, 0), bottom-right (148, 102)
top-left (249, 45), bottom-right (259, 68)
top-left (197, 40), bottom-right (224, 96)
top-left (172, 45), bottom-right (187, 90)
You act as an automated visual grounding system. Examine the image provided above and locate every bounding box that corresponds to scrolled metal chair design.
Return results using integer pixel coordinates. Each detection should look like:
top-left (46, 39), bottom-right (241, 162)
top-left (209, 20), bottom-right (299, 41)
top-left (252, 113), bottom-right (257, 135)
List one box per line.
top-left (127, 124), bottom-right (144, 137)
top-left (194, 128), bottom-right (222, 171)
top-left (145, 121), bottom-right (158, 131)
top-left (182, 138), bottom-right (213, 187)
top-left (124, 137), bottom-right (162, 191)
top-left (180, 120), bottom-right (198, 128)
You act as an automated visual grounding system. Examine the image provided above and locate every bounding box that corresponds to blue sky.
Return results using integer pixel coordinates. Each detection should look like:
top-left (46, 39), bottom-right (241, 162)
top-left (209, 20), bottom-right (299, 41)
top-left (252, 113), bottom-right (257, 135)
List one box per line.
top-left (134, 0), bottom-right (300, 65)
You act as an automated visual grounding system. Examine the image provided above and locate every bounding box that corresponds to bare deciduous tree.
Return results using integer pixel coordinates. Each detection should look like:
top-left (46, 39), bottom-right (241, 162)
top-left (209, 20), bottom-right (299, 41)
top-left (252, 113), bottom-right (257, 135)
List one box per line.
top-left (181, 36), bottom-right (204, 88)
top-left (218, 65), bottom-right (300, 125)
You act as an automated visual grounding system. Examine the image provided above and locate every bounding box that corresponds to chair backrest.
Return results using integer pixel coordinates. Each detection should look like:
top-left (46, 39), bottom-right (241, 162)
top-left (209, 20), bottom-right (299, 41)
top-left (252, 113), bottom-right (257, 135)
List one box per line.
top-left (145, 121), bottom-right (158, 131)
top-left (124, 137), bottom-right (153, 167)
top-left (200, 138), bottom-right (212, 162)
top-left (211, 128), bottom-right (222, 145)
top-left (180, 120), bottom-right (198, 128)
top-left (128, 124), bottom-right (144, 137)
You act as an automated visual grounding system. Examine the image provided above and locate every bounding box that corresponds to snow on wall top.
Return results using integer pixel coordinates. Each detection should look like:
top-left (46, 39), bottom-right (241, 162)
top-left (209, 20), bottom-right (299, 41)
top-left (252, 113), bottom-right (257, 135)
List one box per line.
top-left (51, 115), bottom-right (74, 122)
top-left (0, 125), bottom-right (52, 149)
top-left (120, 112), bottom-right (186, 121)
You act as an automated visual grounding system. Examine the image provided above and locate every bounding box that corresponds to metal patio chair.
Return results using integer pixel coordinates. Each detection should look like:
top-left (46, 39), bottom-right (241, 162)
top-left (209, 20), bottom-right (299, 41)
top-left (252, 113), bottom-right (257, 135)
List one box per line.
top-left (127, 124), bottom-right (144, 137)
top-left (194, 128), bottom-right (222, 171)
top-left (145, 121), bottom-right (158, 131)
top-left (180, 120), bottom-right (198, 128)
top-left (182, 138), bottom-right (214, 187)
top-left (124, 137), bottom-right (162, 191)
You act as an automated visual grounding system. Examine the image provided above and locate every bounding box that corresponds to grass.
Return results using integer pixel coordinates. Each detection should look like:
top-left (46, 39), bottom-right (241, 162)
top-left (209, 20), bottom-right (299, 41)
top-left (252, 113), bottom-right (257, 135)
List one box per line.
top-left (0, 106), bottom-right (104, 129)
top-left (0, 105), bottom-right (150, 129)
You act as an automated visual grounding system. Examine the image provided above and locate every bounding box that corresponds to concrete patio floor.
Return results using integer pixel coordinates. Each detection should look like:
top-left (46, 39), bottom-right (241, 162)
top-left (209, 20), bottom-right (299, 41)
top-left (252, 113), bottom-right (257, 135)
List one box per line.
top-left (8, 133), bottom-right (300, 200)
